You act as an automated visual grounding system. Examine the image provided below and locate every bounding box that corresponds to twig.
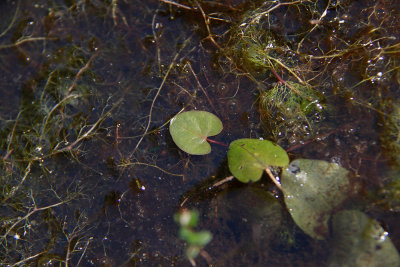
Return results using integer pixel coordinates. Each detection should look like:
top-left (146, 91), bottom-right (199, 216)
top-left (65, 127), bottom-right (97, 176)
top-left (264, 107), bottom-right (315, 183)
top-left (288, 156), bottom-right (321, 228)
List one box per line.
top-left (246, 1), bottom-right (304, 27)
top-left (2, 162), bottom-right (32, 203)
top-left (129, 36), bottom-right (192, 158)
top-left (265, 167), bottom-right (283, 191)
top-left (152, 11), bottom-right (162, 73)
top-left (4, 111), bottom-right (22, 161)
top-left (0, 0), bottom-right (20, 38)
top-left (186, 62), bottom-right (218, 114)
top-left (297, 0), bottom-right (331, 53)
top-left (119, 162), bottom-right (184, 177)
top-left (159, 0), bottom-right (193, 10)
top-left (193, 0), bottom-right (222, 50)
top-left (116, 107), bottom-right (184, 140)
top-left (111, 0), bottom-right (128, 26)
top-left (266, 56), bottom-right (306, 85)
top-left (212, 176), bottom-right (234, 187)
top-left (68, 52), bottom-right (99, 93)
top-left (76, 237), bottom-right (93, 266)
top-left (40, 94), bottom-right (79, 139)
top-left (9, 251), bottom-right (46, 267)
top-left (1, 192), bottom-right (71, 243)
top-left (0, 37), bottom-right (58, 49)
top-left (52, 93), bottom-right (125, 155)
top-left (39, 52), bottom-right (98, 143)
top-left (52, 113), bottom-right (103, 154)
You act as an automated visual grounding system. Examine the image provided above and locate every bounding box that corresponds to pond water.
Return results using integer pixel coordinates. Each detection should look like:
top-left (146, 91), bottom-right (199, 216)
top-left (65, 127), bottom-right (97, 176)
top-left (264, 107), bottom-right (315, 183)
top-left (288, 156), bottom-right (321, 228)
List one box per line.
top-left (1, 0), bottom-right (400, 266)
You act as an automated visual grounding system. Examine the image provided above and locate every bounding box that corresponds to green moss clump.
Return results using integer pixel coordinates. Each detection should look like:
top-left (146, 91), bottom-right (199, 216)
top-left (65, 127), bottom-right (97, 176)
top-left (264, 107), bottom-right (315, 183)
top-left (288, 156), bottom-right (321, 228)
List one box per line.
top-left (258, 81), bottom-right (326, 140)
top-left (228, 6), bottom-right (298, 76)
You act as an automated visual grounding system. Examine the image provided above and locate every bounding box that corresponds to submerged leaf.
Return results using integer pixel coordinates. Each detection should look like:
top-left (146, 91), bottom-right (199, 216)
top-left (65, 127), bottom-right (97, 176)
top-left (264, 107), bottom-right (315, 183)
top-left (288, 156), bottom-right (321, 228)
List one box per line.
top-left (169, 110), bottom-right (223, 155)
top-left (281, 159), bottom-right (350, 240)
top-left (328, 210), bottom-right (400, 267)
top-left (174, 209), bottom-right (199, 228)
top-left (179, 228), bottom-right (212, 247)
top-left (228, 138), bottom-right (289, 183)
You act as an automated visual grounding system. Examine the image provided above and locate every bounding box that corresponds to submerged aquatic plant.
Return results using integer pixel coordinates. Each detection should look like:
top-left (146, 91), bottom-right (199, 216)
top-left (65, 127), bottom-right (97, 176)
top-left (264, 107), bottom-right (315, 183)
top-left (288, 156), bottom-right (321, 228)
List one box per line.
top-left (259, 81), bottom-right (326, 140)
top-left (231, 4), bottom-right (300, 78)
top-left (380, 100), bottom-right (400, 168)
top-left (2, 0), bottom-right (400, 265)
top-left (175, 209), bottom-right (212, 266)
top-left (169, 110), bottom-right (399, 261)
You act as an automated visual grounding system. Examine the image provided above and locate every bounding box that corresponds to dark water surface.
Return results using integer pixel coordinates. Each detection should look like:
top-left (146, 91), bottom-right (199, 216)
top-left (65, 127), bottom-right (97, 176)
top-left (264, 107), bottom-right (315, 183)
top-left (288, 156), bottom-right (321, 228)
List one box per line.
top-left (1, 0), bottom-right (400, 266)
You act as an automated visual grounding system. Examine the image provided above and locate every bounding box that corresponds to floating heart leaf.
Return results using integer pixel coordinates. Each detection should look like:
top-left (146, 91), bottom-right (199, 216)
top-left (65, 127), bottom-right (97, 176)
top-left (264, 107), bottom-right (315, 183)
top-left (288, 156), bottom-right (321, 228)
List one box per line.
top-left (281, 159), bottom-right (350, 240)
top-left (169, 110), bottom-right (223, 155)
top-left (328, 210), bottom-right (400, 266)
top-left (228, 139), bottom-right (289, 183)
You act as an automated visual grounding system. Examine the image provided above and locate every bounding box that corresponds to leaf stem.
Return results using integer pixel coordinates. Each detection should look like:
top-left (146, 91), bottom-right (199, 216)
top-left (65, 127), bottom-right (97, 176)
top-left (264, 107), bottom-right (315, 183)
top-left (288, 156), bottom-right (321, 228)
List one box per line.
top-left (265, 167), bottom-right (283, 192)
top-left (206, 138), bottom-right (228, 146)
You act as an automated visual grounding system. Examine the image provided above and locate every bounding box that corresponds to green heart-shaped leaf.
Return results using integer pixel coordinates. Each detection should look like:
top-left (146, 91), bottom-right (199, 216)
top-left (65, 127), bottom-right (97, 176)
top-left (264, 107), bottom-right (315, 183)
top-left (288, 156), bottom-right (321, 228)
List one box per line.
top-left (169, 110), bottom-right (223, 155)
top-left (281, 159), bottom-right (350, 240)
top-left (227, 138), bottom-right (289, 183)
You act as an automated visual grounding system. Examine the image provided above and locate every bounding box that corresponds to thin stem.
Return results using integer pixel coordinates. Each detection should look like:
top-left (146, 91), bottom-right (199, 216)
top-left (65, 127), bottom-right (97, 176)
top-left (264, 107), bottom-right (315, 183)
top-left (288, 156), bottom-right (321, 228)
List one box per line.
top-left (206, 138), bottom-right (228, 146)
top-left (159, 0), bottom-right (193, 10)
top-left (129, 36), bottom-right (192, 158)
top-left (265, 167), bottom-right (283, 192)
top-left (212, 176), bottom-right (234, 187)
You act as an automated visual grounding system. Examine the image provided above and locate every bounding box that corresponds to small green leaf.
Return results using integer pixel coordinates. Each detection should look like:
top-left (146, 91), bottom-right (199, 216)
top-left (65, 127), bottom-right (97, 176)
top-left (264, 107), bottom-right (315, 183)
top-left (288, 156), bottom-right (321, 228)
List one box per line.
top-left (329, 210), bottom-right (400, 266)
top-left (174, 209), bottom-right (199, 228)
top-left (228, 138), bottom-right (289, 183)
top-left (179, 228), bottom-right (212, 246)
top-left (169, 110), bottom-right (223, 155)
top-left (281, 159), bottom-right (351, 240)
